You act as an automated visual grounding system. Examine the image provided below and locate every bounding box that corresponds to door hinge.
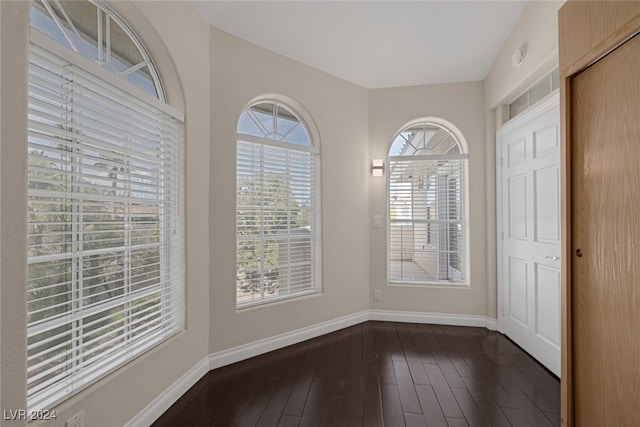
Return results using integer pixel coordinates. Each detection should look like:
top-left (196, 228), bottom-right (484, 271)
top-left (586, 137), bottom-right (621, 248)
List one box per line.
top-left (501, 231), bottom-right (504, 241)
top-left (500, 157), bottom-right (503, 167)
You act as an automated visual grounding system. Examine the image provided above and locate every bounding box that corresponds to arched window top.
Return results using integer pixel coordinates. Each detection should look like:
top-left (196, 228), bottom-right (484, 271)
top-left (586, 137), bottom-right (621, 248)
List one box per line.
top-left (238, 100), bottom-right (313, 148)
top-left (30, 0), bottom-right (164, 100)
top-left (389, 121), bottom-right (465, 157)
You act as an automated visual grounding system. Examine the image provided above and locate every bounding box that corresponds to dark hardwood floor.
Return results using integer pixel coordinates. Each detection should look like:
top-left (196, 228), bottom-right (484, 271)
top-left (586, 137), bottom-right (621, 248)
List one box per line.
top-left (151, 321), bottom-right (560, 427)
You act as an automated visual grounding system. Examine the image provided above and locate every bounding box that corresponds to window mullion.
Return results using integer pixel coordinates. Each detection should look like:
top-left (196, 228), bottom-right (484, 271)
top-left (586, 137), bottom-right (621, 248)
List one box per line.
top-left (273, 102), bottom-right (278, 138)
top-left (38, 0), bottom-right (80, 54)
top-left (247, 110), bottom-right (269, 138)
top-left (97, 7), bottom-right (103, 65)
top-left (105, 12), bottom-right (112, 66)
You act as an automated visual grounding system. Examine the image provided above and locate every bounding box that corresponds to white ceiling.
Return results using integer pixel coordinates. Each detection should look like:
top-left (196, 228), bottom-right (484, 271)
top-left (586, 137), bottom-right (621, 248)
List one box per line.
top-left (192, 1), bottom-right (527, 89)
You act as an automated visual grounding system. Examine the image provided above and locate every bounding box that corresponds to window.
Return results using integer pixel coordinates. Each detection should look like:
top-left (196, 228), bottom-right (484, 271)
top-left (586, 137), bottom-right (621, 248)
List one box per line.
top-left (388, 120), bottom-right (469, 285)
top-left (236, 100), bottom-right (320, 307)
top-left (27, 0), bottom-right (184, 412)
top-left (509, 68), bottom-right (559, 119)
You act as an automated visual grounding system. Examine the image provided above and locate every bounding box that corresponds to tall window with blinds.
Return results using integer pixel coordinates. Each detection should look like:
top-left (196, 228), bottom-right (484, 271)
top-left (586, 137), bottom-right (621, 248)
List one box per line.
top-left (27, 0), bottom-right (184, 412)
top-left (236, 101), bottom-right (320, 308)
top-left (388, 121), bottom-right (469, 285)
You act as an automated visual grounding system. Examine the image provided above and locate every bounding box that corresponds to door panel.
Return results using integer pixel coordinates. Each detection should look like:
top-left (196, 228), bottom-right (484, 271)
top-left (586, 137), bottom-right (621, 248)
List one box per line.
top-left (499, 96), bottom-right (561, 376)
top-left (571, 33), bottom-right (640, 426)
top-left (508, 175), bottom-right (527, 239)
top-left (508, 136), bottom-right (527, 166)
top-left (535, 166), bottom-right (560, 242)
top-left (535, 264), bottom-right (561, 346)
top-left (534, 123), bottom-right (559, 157)
top-left (508, 256), bottom-right (528, 326)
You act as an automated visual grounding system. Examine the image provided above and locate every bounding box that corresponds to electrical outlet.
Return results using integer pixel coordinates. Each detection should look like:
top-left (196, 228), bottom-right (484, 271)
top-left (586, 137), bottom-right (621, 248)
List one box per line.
top-left (374, 289), bottom-right (382, 301)
top-left (66, 411), bottom-right (84, 427)
top-left (373, 215), bottom-right (382, 228)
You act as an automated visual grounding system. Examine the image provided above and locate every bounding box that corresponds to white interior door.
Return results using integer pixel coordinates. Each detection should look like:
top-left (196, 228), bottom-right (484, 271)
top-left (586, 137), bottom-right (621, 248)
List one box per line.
top-left (497, 94), bottom-right (561, 376)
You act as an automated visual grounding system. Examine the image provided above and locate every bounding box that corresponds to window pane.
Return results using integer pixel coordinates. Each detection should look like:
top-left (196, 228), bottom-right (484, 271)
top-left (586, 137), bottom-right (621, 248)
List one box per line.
top-left (390, 123), bottom-right (461, 156)
top-left (237, 101), bottom-right (311, 147)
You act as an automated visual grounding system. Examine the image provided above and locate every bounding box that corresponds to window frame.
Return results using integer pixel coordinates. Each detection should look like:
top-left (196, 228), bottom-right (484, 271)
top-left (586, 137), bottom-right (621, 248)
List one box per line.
top-left (387, 119), bottom-right (470, 287)
top-left (26, 6), bottom-right (184, 413)
top-left (235, 99), bottom-right (322, 309)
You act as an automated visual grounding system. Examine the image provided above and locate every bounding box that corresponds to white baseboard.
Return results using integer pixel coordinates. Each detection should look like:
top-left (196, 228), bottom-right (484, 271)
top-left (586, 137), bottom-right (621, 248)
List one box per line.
top-left (370, 309), bottom-right (496, 330)
top-left (130, 309), bottom-right (499, 426)
top-left (125, 356), bottom-right (209, 427)
top-left (209, 310), bottom-right (369, 370)
top-left (485, 317), bottom-right (498, 331)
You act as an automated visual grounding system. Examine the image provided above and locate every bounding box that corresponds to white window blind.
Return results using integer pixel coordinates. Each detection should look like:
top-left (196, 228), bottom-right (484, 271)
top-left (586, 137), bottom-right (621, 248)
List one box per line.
top-left (389, 156), bottom-right (468, 284)
top-left (236, 102), bottom-right (320, 308)
top-left (27, 44), bottom-right (184, 411)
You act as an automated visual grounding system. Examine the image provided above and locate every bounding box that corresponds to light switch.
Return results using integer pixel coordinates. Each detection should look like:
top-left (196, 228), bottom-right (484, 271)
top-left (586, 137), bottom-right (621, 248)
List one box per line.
top-left (373, 215), bottom-right (382, 228)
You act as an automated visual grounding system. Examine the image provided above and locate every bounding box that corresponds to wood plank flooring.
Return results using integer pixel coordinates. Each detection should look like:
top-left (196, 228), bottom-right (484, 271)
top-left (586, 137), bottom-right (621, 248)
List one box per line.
top-left (152, 322), bottom-right (560, 427)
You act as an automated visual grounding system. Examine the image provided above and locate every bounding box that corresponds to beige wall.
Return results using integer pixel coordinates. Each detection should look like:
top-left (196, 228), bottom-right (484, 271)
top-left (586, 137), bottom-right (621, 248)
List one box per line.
top-left (482, 0), bottom-right (563, 319)
top-left (1, 3), bottom-right (29, 425)
top-left (209, 28), bottom-right (371, 352)
top-left (485, 0), bottom-right (564, 110)
top-left (0, 2), bottom-right (211, 426)
top-left (368, 82), bottom-right (488, 316)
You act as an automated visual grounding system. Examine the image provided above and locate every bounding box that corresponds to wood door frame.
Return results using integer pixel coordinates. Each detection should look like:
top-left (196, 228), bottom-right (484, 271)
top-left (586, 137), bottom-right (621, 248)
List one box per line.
top-left (559, 3), bottom-right (640, 426)
top-left (496, 92), bottom-right (559, 335)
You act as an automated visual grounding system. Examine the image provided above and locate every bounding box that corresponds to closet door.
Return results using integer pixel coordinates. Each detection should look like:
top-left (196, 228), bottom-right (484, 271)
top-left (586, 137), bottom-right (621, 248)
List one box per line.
top-left (571, 32), bottom-right (640, 426)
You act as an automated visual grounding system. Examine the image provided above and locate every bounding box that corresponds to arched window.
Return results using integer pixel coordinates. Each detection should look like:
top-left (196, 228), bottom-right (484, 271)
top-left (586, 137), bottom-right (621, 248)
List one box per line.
top-left (388, 120), bottom-right (469, 285)
top-left (26, 0), bottom-right (184, 412)
top-left (30, 0), bottom-right (163, 98)
top-left (236, 100), bottom-right (321, 307)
